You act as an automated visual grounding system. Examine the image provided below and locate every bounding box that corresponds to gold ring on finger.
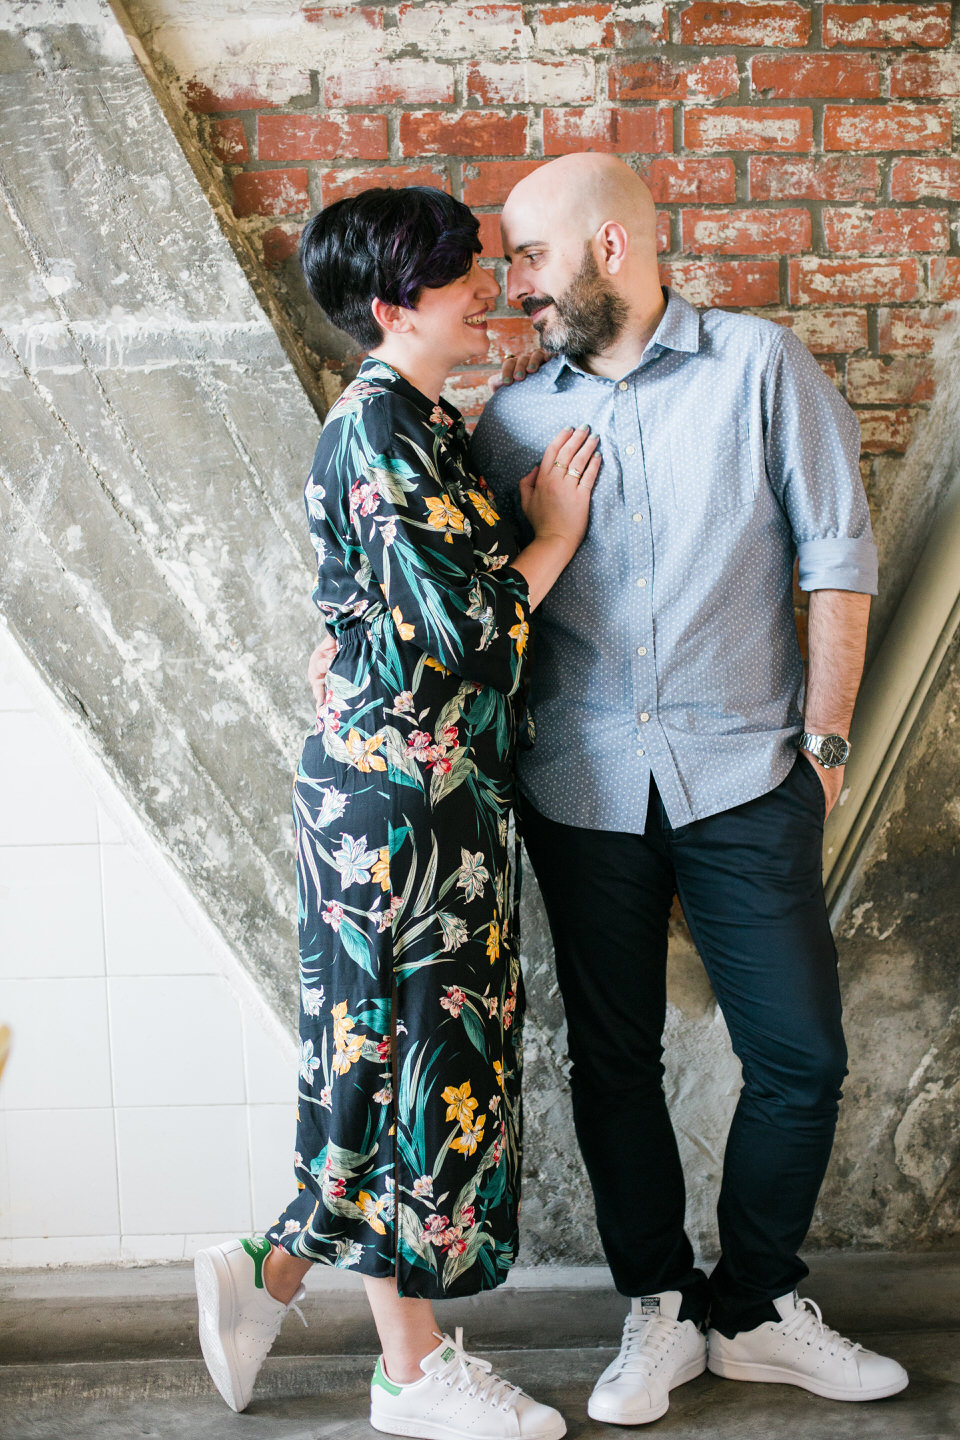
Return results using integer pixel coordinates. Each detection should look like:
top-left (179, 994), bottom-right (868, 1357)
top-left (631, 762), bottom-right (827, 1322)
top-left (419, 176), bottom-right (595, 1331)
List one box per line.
top-left (568, 468), bottom-right (582, 479)
top-left (503, 352), bottom-right (516, 359)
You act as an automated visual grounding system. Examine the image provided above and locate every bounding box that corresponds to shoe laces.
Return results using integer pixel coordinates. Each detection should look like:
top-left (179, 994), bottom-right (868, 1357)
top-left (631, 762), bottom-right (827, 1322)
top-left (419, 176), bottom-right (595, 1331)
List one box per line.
top-left (782, 1297), bottom-right (862, 1361)
top-left (613, 1313), bottom-right (682, 1379)
top-left (433, 1328), bottom-right (523, 1411)
top-left (265, 1283), bottom-right (307, 1337)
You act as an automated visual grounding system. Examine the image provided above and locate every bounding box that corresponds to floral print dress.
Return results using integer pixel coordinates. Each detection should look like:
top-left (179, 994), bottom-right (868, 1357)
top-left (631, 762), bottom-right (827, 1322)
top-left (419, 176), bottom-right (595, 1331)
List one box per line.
top-left (268, 359), bottom-right (532, 1299)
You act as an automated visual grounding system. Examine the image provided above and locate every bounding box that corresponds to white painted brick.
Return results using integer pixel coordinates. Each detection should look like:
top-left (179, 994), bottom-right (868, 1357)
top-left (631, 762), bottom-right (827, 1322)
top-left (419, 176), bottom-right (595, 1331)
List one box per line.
top-left (469, 59), bottom-right (594, 106)
top-left (396, 3), bottom-right (529, 57)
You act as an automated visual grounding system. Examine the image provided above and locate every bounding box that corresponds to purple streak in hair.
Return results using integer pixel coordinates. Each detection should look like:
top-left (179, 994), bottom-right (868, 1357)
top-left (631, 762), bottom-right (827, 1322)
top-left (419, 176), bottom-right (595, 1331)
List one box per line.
top-left (386, 189), bottom-right (481, 309)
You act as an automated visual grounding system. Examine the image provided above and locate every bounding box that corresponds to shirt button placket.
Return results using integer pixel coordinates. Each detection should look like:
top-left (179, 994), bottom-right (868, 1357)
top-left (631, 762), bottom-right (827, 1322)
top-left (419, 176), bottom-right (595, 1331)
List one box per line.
top-left (620, 375), bottom-right (655, 766)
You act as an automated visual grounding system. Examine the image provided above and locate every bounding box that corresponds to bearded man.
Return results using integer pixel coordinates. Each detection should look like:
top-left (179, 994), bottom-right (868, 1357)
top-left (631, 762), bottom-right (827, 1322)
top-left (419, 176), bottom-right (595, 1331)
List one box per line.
top-left (467, 151), bottom-right (907, 1426)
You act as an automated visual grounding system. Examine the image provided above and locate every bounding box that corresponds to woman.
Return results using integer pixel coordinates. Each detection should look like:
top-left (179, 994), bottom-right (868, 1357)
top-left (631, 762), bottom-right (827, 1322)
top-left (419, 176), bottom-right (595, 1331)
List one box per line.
top-left (194, 187), bottom-right (600, 1439)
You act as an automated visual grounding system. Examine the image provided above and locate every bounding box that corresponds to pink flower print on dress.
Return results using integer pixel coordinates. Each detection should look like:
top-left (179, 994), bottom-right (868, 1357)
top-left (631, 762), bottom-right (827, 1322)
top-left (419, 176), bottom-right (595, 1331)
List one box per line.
top-left (440, 985), bottom-right (466, 1018)
top-left (422, 1213), bottom-right (450, 1246)
top-left (322, 901), bottom-right (345, 931)
top-left (407, 730), bottom-right (437, 763)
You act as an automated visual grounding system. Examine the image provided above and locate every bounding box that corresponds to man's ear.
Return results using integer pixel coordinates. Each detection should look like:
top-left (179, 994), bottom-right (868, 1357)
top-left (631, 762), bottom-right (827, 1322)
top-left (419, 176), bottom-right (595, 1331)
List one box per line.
top-left (371, 296), bottom-right (413, 334)
top-left (596, 221), bottom-right (629, 276)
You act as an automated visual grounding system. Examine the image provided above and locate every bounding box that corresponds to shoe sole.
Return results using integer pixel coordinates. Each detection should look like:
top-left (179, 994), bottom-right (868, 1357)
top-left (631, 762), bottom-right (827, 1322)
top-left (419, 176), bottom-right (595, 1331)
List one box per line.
top-left (586, 1353), bottom-right (707, 1426)
top-left (369, 1407), bottom-right (567, 1440)
top-left (194, 1247), bottom-right (248, 1413)
top-left (707, 1355), bottom-right (909, 1402)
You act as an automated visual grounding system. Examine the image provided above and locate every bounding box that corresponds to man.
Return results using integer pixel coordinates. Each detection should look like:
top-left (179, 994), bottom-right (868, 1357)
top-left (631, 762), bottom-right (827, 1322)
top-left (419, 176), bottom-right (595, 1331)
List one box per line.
top-left (465, 152), bottom-right (907, 1425)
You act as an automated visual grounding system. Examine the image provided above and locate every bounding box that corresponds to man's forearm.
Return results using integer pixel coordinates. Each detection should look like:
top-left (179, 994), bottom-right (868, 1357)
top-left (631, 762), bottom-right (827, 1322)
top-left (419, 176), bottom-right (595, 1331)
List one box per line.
top-left (803, 588), bottom-right (871, 735)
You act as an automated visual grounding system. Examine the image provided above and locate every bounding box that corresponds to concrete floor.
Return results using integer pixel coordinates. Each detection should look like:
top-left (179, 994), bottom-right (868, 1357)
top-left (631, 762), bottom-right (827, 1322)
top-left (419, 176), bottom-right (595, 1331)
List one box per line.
top-left (2, 1252), bottom-right (958, 1439)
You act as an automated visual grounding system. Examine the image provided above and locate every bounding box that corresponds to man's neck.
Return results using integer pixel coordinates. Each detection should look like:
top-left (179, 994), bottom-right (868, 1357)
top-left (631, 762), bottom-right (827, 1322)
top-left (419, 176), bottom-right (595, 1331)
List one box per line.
top-left (577, 288), bottom-right (668, 382)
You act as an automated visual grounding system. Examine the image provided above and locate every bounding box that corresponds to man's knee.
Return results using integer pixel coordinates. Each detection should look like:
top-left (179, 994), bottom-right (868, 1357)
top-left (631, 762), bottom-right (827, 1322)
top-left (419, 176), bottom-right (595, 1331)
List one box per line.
top-left (742, 1026), bottom-right (847, 1114)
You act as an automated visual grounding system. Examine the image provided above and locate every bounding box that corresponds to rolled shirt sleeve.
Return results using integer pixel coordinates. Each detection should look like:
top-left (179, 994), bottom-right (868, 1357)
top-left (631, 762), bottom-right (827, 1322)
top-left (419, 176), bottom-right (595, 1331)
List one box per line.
top-left (763, 327), bottom-right (878, 595)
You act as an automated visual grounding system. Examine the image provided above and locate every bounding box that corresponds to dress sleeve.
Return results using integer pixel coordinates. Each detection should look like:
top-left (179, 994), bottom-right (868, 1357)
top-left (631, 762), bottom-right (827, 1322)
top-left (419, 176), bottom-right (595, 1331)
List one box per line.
top-left (343, 394), bottom-right (531, 696)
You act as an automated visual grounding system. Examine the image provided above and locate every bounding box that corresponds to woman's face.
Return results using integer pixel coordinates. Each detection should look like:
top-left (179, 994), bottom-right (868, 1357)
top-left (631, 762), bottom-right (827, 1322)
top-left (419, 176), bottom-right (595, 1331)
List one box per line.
top-left (409, 255), bottom-right (501, 364)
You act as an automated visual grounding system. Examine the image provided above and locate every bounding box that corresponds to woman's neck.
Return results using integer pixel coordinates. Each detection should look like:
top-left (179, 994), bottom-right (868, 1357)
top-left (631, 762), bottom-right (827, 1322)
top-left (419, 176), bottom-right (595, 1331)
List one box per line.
top-left (368, 340), bottom-right (449, 404)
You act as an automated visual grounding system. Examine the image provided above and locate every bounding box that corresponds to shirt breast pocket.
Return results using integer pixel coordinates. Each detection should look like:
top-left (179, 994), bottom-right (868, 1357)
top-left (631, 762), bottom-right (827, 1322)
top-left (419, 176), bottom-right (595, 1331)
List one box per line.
top-left (668, 411), bottom-right (758, 516)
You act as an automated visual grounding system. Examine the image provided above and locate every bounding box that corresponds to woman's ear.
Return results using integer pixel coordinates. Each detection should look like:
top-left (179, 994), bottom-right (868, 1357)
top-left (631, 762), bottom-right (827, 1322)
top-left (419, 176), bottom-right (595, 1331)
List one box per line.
top-left (371, 296), bottom-right (413, 335)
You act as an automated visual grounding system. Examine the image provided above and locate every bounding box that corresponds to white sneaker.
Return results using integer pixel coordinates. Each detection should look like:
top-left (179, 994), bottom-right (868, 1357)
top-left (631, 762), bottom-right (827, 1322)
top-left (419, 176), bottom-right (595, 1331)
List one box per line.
top-left (194, 1236), bottom-right (306, 1412)
top-left (707, 1290), bottom-right (909, 1401)
top-left (369, 1328), bottom-right (566, 1440)
top-left (587, 1292), bottom-right (707, 1425)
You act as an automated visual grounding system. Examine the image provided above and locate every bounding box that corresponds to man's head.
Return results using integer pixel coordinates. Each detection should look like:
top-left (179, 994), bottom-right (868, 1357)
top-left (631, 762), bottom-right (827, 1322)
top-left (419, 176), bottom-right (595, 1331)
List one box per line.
top-left (500, 154), bottom-right (662, 362)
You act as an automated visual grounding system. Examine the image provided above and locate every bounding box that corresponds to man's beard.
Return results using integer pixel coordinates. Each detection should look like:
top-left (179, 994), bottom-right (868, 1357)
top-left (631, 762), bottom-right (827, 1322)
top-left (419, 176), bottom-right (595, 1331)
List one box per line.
top-left (522, 246), bottom-right (629, 362)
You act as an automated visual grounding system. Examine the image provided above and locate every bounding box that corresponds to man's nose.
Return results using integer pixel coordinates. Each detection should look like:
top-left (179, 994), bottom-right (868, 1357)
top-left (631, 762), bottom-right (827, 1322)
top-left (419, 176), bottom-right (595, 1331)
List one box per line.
top-left (505, 264), bottom-right (527, 308)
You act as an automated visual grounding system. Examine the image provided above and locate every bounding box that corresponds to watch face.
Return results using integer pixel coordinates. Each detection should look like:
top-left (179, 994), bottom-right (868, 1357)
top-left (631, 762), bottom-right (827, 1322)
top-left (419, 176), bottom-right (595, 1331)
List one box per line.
top-left (820, 734), bottom-right (849, 766)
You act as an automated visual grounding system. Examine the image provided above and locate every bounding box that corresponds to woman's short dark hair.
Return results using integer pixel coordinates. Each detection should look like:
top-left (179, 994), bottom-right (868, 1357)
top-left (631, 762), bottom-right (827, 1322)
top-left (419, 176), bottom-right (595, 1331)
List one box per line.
top-left (299, 187), bottom-right (482, 350)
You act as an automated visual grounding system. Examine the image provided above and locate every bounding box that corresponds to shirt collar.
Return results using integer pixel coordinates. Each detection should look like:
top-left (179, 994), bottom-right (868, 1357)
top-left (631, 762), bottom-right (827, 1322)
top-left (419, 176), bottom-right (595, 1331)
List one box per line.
top-left (546, 287), bottom-right (701, 390)
top-left (356, 356), bottom-right (463, 426)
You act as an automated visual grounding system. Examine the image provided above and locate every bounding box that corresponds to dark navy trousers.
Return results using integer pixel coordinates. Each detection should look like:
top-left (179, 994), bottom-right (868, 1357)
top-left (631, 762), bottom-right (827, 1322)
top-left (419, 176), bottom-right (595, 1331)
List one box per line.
top-left (518, 755), bottom-right (847, 1336)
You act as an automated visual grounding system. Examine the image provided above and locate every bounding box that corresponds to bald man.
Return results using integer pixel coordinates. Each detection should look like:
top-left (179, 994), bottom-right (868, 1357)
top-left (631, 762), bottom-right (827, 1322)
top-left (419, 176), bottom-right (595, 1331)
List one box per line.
top-left (470, 154), bottom-right (908, 1424)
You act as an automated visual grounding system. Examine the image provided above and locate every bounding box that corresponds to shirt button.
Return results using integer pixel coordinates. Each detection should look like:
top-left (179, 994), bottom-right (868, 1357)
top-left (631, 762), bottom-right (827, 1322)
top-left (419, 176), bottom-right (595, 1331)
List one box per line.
top-left (636, 748), bottom-right (645, 757)
top-left (618, 381), bottom-right (628, 391)
top-left (640, 712), bottom-right (650, 723)
top-left (637, 645), bottom-right (647, 656)
top-left (632, 512), bottom-right (643, 523)
top-left (637, 577), bottom-right (647, 587)
top-left (625, 444), bottom-right (635, 456)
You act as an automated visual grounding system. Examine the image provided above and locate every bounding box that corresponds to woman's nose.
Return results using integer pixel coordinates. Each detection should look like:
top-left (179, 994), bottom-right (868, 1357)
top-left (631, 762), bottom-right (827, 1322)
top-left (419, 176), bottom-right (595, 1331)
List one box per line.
top-left (478, 266), bottom-right (501, 301)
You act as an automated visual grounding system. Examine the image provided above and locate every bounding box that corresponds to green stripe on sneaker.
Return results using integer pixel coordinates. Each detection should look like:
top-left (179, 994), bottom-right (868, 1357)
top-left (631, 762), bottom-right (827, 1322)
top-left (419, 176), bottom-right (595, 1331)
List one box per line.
top-left (239, 1235), bottom-right (273, 1290)
top-left (372, 1359), bottom-right (403, 1396)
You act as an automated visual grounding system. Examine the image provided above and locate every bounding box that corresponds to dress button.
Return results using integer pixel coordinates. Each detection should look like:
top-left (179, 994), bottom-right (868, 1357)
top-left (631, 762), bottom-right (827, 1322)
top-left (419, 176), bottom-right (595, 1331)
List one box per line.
top-left (618, 381), bottom-right (628, 391)
top-left (640, 712), bottom-right (650, 723)
top-left (637, 577), bottom-right (647, 587)
top-left (636, 748), bottom-right (645, 757)
top-left (632, 512), bottom-right (643, 523)
top-left (625, 444), bottom-right (635, 456)
top-left (637, 645), bottom-right (647, 656)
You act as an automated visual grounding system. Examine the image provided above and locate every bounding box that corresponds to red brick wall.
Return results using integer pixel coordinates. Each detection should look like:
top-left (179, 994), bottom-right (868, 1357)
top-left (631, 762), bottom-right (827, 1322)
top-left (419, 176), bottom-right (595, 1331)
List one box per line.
top-left (182, 1), bottom-right (958, 470)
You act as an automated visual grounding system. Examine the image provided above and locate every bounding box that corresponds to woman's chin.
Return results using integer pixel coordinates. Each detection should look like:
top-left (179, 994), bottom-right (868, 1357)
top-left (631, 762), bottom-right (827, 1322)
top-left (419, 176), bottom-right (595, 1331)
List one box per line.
top-left (458, 329), bottom-right (491, 363)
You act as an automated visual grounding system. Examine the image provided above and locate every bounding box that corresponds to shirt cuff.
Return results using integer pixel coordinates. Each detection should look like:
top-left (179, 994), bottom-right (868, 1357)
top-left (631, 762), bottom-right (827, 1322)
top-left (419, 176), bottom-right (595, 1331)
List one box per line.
top-left (796, 537), bottom-right (878, 595)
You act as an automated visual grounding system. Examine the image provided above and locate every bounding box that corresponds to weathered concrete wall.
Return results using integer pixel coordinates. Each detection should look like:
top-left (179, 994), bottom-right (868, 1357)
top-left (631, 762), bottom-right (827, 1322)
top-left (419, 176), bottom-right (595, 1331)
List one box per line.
top-left (0, 0), bottom-right (321, 1023)
top-left (820, 623), bottom-right (960, 1249)
top-left (2, 0), bottom-right (959, 1270)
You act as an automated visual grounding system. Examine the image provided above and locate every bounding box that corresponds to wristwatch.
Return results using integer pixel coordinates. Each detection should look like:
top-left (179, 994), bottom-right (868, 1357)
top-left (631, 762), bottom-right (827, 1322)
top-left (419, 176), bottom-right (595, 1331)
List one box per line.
top-left (799, 732), bottom-right (850, 769)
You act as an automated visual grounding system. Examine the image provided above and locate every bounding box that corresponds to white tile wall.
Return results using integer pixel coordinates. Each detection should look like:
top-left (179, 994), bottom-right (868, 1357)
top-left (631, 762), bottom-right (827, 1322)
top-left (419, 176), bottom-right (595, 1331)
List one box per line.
top-left (0, 624), bottom-right (299, 1266)
top-left (0, 845), bottom-right (105, 979)
top-left (115, 1105), bottom-right (253, 1235)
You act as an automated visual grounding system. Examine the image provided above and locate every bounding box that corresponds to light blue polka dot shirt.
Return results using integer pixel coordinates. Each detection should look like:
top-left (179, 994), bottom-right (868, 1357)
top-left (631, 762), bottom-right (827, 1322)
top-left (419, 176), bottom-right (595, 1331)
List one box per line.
top-left (470, 288), bottom-right (878, 835)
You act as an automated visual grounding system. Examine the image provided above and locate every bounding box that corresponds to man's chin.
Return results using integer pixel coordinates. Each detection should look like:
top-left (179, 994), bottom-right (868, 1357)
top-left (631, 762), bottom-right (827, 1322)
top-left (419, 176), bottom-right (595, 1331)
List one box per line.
top-left (533, 322), bottom-right (563, 355)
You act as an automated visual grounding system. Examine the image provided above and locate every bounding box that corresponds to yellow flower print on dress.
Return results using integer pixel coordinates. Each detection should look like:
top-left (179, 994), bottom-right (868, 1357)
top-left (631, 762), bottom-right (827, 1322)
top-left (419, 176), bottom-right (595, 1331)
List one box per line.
top-left (467, 490), bottom-right (500, 525)
top-left (424, 655), bottom-right (452, 676)
top-left (508, 604), bottom-right (529, 658)
top-left (493, 1060), bottom-right (504, 1091)
top-left (331, 1000), bottom-right (365, 1076)
top-left (425, 494), bottom-right (467, 543)
top-left (486, 920), bottom-right (500, 964)
top-left (391, 606), bottom-right (415, 640)
top-left (451, 1114), bottom-right (486, 1156)
top-left (344, 728), bottom-right (388, 772)
top-left (442, 1079), bottom-right (479, 1129)
top-left (372, 847), bottom-right (390, 891)
top-left (357, 1190), bottom-right (391, 1235)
